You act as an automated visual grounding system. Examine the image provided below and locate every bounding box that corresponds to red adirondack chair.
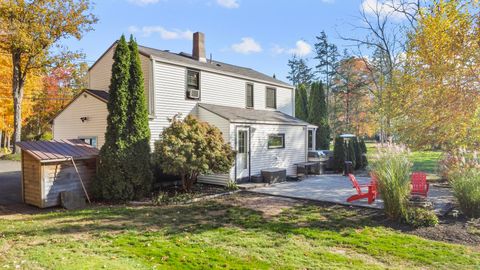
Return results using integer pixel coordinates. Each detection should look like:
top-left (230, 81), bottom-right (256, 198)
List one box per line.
top-left (411, 172), bottom-right (429, 197)
top-left (347, 174), bottom-right (377, 204)
top-left (370, 173), bottom-right (380, 195)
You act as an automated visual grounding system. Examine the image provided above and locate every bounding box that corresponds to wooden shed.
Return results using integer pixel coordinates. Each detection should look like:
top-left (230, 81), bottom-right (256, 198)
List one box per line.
top-left (16, 140), bottom-right (99, 208)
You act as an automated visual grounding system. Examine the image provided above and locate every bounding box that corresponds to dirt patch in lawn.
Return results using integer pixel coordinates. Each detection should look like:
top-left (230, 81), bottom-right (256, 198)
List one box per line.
top-left (409, 218), bottom-right (480, 247)
top-left (218, 192), bottom-right (302, 218)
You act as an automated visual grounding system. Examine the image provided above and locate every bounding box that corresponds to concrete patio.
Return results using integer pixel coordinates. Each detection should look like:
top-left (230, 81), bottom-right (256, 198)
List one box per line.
top-left (249, 174), bottom-right (454, 214)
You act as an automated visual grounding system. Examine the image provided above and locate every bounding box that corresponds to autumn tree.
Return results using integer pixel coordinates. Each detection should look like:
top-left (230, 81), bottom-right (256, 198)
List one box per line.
top-left (0, 0), bottom-right (97, 153)
top-left (153, 115), bottom-right (235, 192)
top-left (396, 0), bottom-right (480, 150)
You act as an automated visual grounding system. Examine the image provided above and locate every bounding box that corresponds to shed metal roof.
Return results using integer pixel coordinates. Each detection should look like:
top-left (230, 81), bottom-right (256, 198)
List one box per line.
top-left (198, 103), bottom-right (310, 126)
top-left (16, 140), bottom-right (99, 162)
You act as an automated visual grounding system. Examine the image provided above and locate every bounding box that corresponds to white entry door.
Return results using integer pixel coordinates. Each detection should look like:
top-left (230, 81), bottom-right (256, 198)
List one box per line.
top-left (236, 127), bottom-right (250, 179)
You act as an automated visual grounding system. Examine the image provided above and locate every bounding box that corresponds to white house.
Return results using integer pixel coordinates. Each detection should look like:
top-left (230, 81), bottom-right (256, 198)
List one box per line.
top-left (52, 32), bottom-right (317, 185)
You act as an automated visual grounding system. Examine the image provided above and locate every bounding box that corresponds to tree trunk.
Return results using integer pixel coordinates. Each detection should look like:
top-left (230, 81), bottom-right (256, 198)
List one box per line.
top-left (12, 53), bottom-right (24, 154)
top-left (0, 130), bottom-right (3, 149)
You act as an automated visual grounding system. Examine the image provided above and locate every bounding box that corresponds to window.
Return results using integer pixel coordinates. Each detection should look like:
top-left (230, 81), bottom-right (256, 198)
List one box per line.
top-left (78, 137), bottom-right (98, 148)
top-left (268, 134), bottom-right (285, 149)
top-left (266, 87), bottom-right (276, 109)
top-left (186, 69), bottom-right (200, 99)
top-left (238, 131), bottom-right (247, 153)
top-left (246, 83), bottom-right (254, 108)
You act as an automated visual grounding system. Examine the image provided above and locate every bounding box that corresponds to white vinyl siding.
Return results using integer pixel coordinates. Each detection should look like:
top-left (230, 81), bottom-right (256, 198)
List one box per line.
top-left (53, 93), bottom-right (108, 148)
top-left (149, 61), bottom-right (294, 143)
top-left (235, 123), bottom-right (306, 177)
top-left (195, 107), bottom-right (230, 142)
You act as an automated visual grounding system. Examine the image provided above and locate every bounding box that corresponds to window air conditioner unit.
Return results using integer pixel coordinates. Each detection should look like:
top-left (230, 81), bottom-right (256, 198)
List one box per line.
top-left (188, 88), bottom-right (200, 99)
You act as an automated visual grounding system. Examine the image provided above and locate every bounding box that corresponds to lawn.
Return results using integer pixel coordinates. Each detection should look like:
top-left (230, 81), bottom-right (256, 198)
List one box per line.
top-left (366, 143), bottom-right (443, 175)
top-left (0, 193), bottom-right (478, 269)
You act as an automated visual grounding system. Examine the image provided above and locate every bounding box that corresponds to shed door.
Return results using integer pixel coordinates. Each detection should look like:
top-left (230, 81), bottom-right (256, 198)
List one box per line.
top-left (236, 127), bottom-right (250, 180)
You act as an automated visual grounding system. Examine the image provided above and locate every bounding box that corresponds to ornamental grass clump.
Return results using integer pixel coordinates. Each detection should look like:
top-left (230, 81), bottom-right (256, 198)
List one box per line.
top-left (370, 144), bottom-right (412, 220)
top-left (450, 168), bottom-right (480, 218)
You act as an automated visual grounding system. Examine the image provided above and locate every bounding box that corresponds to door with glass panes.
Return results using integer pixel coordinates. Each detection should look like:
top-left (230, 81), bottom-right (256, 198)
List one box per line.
top-left (236, 127), bottom-right (250, 179)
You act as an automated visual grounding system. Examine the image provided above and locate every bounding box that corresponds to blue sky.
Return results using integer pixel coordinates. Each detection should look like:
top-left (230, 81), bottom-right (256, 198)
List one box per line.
top-left (64, 0), bottom-right (374, 82)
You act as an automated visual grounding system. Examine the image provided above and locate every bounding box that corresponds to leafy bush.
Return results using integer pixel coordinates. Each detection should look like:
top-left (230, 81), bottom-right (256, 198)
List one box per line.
top-left (405, 207), bottom-right (439, 228)
top-left (450, 168), bottom-right (480, 218)
top-left (370, 144), bottom-right (412, 220)
top-left (153, 115), bottom-right (235, 192)
top-left (333, 136), bottom-right (345, 172)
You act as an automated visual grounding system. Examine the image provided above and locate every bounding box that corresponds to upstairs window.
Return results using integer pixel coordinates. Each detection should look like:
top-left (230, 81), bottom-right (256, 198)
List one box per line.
top-left (266, 87), bottom-right (276, 109)
top-left (186, 69), bottom-right (200, 99)
top-left (246, 83), bottom-right (254, 108)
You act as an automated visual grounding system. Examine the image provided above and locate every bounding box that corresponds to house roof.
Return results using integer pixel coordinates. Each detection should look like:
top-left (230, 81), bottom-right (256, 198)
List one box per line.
top-left (136, 45), bottom-right (292, 88)
top-left (86, 89), bottom-right (109, 102)
top-left (16, 139), bottom-right (99, 163)
top-left (198, 103), bottom-right (310, 126)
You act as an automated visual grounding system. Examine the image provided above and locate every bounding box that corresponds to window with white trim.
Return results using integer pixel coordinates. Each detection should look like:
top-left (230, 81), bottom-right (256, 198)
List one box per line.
top-left (268, 134), bottom-right (285, 149)
top-left (186, 69), bottom-right (200, 99)
top-left (266, 87), bottom-right (276, 109)
top-left (246, 83), bottom-right (254, 108)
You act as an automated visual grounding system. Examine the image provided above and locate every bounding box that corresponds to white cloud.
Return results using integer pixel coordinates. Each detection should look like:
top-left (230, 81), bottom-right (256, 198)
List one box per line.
top-left (361, 0), bottom-right (409, 21)
top-left (321, 0), bottom-right (335, 3)
top-left (272, 40), bottom-right (312, 57)
top-left (216, 0), bottom-right (239, 9)
top-left (128, 25), bottom-right (193, 40)
top-left (127, 0), bottom-right (161, 6)
top-left (231, 37), bottom-right (262, 54)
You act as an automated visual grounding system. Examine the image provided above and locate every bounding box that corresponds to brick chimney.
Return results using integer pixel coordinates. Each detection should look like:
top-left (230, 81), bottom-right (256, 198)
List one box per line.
top-left (192, 32), bottom-right (206, 62)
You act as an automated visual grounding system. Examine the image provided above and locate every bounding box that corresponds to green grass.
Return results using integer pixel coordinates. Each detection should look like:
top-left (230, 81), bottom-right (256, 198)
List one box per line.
top-left (0, 194), bottom-right (479, 269)
top-left (0, 153), bottom-right (21, 161)
top-left (366, 143), bottom-right (442, 176)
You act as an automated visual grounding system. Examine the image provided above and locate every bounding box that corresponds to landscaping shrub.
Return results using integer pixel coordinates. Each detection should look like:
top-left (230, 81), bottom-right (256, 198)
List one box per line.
top-left (450, 168), bottom-right (480, 218)
top-left (333, 136), bottom-right (345, 172)
top-left (360, 138), bottom-right (368, 168)
top-left (370, 144), bottom-right (412, 220)
top-left (353, 137), bottom-right (362, 170)
top-left (346, 140), bottom-right (356, 169)
top-left (405, 207), bottom-right (439, 228)
top-left (153, 115), bottom-right (235, 192)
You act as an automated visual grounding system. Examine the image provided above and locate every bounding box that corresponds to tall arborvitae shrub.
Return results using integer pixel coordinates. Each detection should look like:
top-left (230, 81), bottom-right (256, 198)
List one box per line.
top-left (346, 140), bottom-right (356, 169)
top-left (353, 137), bottom-right (363, 170)
top-left (360, 138), bottom-right (368, 168)
top-left (94, 35), bottom-right (131, 200)
top-left (308, 82), bottom-right (330, 149)
top-left (124, 36), bottom-right (153, 199)
top-left (333, 136), bottom-right (345, 172)
top-left (295, 84), bottom-right (309, 121)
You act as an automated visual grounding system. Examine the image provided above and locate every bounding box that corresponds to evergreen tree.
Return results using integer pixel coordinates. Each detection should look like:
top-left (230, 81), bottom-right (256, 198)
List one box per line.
top-left (346, 140), bottom-right (356, 169)
top-left (295, 84), bottom-right (309, 121)
top-left (333, 136), bottom-right (345, 172)
top-left (353, 137), bottom-right (363, 170)
top-left (287, 55), bottom-right (314, 86)
top-left (94, 35), bottom-right (131, 201)
top-left (360, 138), bottom-right (368, 168)
top-left (314, 31), bottom-right (339, 97)
top-left (124, 36), bottom-right (153, 199)
top-left (308, 82), bottom-right (330, 149)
